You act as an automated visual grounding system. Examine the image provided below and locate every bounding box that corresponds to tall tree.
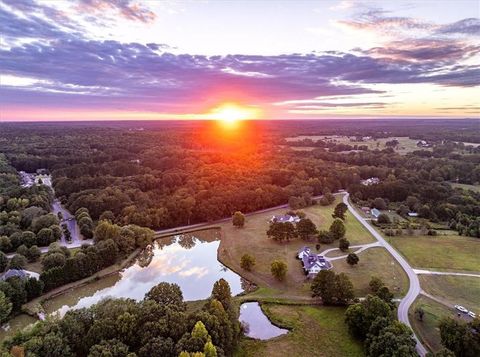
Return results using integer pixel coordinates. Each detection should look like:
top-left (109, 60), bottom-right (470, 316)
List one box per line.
top-left (296, 218), bottom-right (318, 241)
top-left (232, 211), bottom-right (245, 228)
top-left (329, 219), bottom-right (346, 240)
top-left (270, 260), bottom-right (287, 281)
top-left (332, 202), bottom-right (348, 220)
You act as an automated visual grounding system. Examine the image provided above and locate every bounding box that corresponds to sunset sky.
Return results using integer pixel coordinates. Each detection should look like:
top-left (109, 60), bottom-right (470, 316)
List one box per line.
top-left (1, 0), bottom-right (479, 121)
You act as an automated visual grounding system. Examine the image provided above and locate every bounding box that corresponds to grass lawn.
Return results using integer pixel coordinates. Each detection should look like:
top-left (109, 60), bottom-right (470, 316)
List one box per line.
top-left (235, 304), bottom-right (364, 357)
top-left (419, 275), bottom-right (480, 311)
top-left (387, 235), bottom-right (480, 272)
top-left (331, 247), bottom-right (409, 297)
top-left (450, 182), bottom-right (480, 193)
top-left (409, 295), bottom-right (457, 353)
top-left (216, 196), bottom-right (376, 299)
top-left (285, 135), bottom-right (423, 155)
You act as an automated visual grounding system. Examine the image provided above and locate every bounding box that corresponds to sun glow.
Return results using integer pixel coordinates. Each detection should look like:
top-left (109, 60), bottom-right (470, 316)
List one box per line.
top-left (210, 103), bottom-right (259, 124)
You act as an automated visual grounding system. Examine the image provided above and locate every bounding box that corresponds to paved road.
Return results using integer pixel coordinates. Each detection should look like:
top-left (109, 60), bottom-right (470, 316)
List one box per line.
top-left (414, 269), bottom-right (480, 278)
top-left (342, 193), bottom-right (428, 357)
top-left (320, 242), bottom-right (381, 261)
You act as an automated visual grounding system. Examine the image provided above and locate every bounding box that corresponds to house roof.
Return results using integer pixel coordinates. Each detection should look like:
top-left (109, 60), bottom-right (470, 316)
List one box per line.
top-left (272, 215), bottom-right (297, 223)
top-left (371, 208), bottom-right (381, 217)
top-left (1, 269), bottom-right (27, 281)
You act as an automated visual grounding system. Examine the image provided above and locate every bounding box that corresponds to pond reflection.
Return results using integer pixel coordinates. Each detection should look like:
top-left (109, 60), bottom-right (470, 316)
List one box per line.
top-left (239, 302), bottom-right (289, 340)
top-left (44, 229), bottom-right (244, 317)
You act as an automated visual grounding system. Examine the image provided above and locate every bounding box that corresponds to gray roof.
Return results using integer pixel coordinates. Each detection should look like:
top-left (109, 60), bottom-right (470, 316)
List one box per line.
top-left (1, 269), bottom-right (27, 281)
top-left (301, 251), bottom-right (331, 272)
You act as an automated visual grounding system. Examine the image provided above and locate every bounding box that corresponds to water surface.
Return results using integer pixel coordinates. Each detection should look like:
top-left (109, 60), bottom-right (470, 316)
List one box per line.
top-left (44, 229), bottom-right (244, 316)
top-left (239, 302), bottom-right (289, 340)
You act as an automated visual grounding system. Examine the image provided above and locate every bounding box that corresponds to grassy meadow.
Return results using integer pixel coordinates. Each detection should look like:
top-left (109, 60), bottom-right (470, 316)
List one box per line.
top-left (235, 304), bottom-right (364, 357)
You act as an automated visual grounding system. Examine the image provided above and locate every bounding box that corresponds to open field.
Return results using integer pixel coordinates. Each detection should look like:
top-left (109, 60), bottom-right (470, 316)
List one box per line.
top-left (419, 275), bottom-right (480, 311)
top-left (217, 197), bottom-right (378, 298)
top-left (285, 135), bottom-right (424, 155)
top-left (387, 235), bottom-right (480, 272)
top-left (332, 247), bottom-right (409, 297)
top-left (235, 304), bottom-right (364, 357)
top-left (450, 182), bottom-right (480, 192)
top-left (409, 295), bottom-right (455, 353)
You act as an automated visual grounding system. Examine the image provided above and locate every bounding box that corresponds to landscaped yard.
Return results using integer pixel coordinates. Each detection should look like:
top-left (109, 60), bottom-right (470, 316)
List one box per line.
top-left (331, 247), bottom-right (409, 297)
top-left (409, 295), bottom-right (455, 353)
top-left (235, 304), bottom-right (364, 357)
top-left (216, 196), bottom-right (377, 298)
top-left (419, 275), bottom-right (480, 311)
top-left (387, 235), bottom-right (480, 272)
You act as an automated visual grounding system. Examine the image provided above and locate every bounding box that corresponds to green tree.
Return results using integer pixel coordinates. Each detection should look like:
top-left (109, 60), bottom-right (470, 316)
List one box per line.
top-left (329, 219), bottom-right (346, 240)
top-left (296, 218), bottom-right (318, 241)
top-left (25, 277), bottom-right (44, 300)
top-left (318, 230), bottom-right (334, 244)
top-left (369, 276), bottom-right (384, 293)
top-left (335, 272), bottom-right (355, 305)
top-left (232, 211), bottom-right (245, 228)
top-left (373, 197), bottom-right (387, 210)
top-left (211, 278), bottom-right (233, 312)
top-left (311, 270), bottom-right (337, 304)
top-left (346, 253), bottom-right (359, 266)
top-left (332, 202), bottom-right (348, 220)
top-left (345, 295), bottom-right (393, 339)
top-left (37, 227), bottom-right (54, 246)
top-left (42, 252), bottom-right (66, 271)
top-left (366, 320), bottom-right (417, 357)
top-left (311, 270), bottom-right (354, 305)
top-left (16, 244), bottom-right (29, 257)
top-left (377, 213), bottom-right (391, 224)
top-left (414, 307), bottom-right (424, 321)
top-left (27, 245), bottom-right (41, 262)
top-left (145, 282), bottom-right (186, 310)
top-left (267, 222), bottom-right (297, 242)
top-left (439, 317), bottom-right (480, 357)
top-left (204, 341), bottom-right (217, 357)
top-left (0, 252), bottom-right (8, 272)
top-left (240, 254), bottom-right (255, 271)
top-left (9, 254), bottom-right (27, 269)
top-left (89, 339), bottom-right (131, 357)
top-left (339, 238), bottom-right (350, 251)
top-left (270, 260), bottom-right (287, 281)
top-left (376, 286), bottom-right (394, 306)
top-left (138, 337), bottom-right (175, 357)
top-left (94, 220), bottom-right (120, 242)
top-left (0, 290), bottom-right (12, 323)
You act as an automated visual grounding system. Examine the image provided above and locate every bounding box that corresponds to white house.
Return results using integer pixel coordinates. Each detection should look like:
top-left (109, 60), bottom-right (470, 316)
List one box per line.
top-left (270, 214), bottom-right (300, 224)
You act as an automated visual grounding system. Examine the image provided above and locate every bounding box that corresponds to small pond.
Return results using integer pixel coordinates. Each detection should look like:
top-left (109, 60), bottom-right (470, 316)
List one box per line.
top-left (44, 229), bottom-right (244, 316)
top-left (239, 302), bottom-right (289, 340)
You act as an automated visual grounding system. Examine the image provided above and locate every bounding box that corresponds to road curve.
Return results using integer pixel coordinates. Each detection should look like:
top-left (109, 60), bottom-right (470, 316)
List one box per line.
top-left (342, 193), bottom-right (427, 357)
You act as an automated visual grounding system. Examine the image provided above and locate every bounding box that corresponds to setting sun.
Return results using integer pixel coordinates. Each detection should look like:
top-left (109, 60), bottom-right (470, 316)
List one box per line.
top-left (210, 103), bottom-right (259, 124)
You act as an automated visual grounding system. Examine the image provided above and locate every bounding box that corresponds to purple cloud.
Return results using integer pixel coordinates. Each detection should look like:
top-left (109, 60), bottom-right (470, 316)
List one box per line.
top-left (437, 18), bottom-right (480, 36)
top-left (77, 0), bottom-right (156, 23)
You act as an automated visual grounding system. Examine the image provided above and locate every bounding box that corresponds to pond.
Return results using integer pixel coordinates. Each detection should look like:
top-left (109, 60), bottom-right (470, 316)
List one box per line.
top-left (239, 302), bottom-right (289, 340)
top-left (0, 229), bottom-right (245, 341)
top-left (44, 229), bottom-right (244, 316)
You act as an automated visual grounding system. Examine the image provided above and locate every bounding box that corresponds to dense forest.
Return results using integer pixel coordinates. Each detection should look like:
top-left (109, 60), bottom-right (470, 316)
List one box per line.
top-left (2, 279), bottom-right (241, 357)
top-left (0, 120), bottom-right (478, 237)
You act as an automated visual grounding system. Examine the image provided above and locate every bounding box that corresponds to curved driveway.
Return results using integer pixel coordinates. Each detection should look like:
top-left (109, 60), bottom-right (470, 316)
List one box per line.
top-left (342, 193), bottom-right (427, 356)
